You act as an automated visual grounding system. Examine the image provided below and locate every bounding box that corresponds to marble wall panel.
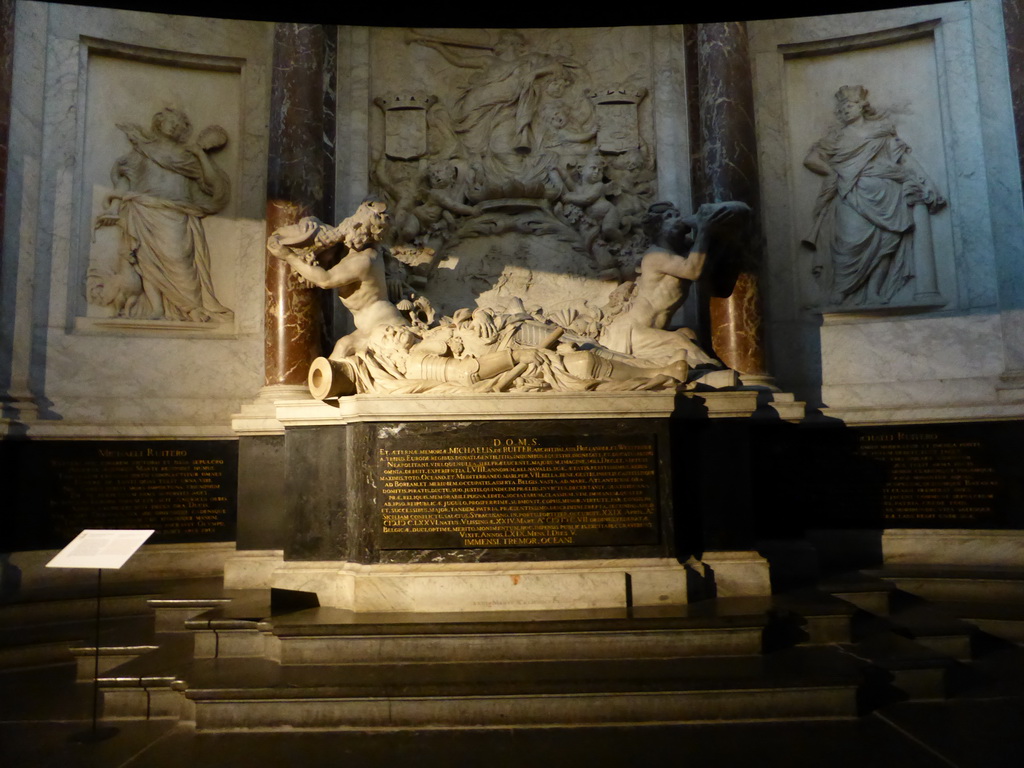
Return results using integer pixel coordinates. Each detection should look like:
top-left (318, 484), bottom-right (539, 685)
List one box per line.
top-left (0, 3), bottom-right (273, 436)
top-left (749, 1), bottom-right (1024, 419)
top-left (358, 26), bottom-right (688, 318)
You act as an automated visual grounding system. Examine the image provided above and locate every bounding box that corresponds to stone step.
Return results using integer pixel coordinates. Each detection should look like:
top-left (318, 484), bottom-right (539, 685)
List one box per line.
top-left (0, 599), bottom-right (156, 670)
top-left (98, 633), bottom-right (196, 720)
top-left (173, 647), bottom-right (862, 730)
top-left (905, 600), bottom-right (1024, 645)
top-left (148, 597), bottom-right (233, 633)
top-left (0, 639), bottom-right (75, 669)
top-left (867, 565), bottom-right (1024, 605)
top-left (768, 590), bottom-right (857, 645)
top-left (820, 573), bottom-right (898, 616)
top-left (876, 599), bottom-right (978, 663)
top-left (186, 599), bottom-right (776, 663)
top-left (70, 643), bottom-right (160, 681)
top-left (839, 631), bottom-right (953, 702)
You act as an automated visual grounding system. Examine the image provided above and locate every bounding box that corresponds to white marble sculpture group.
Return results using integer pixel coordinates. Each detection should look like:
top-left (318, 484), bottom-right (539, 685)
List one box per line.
top-left (264, 30), bottom-right (757, 398)
top-left (268, 197), bottom-right (748, 398)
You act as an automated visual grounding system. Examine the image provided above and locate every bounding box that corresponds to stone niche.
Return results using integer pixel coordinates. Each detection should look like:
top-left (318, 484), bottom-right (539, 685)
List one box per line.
top-left (363, 26), bottom-right (676, 317)
top-left (751, 0), bottom-right (1024, 421)
top-left (1, 4), bottom-right (271, 435)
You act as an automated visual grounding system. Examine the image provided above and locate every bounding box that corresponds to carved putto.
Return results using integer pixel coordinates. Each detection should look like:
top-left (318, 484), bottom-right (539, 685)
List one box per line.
top-left (90, 107), bottom-right (233, 323)
top-left (802, 85), bottom-right (946, 309)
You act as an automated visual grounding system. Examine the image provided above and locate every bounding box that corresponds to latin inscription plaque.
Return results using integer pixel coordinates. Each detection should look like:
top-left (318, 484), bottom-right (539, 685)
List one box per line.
top-left (784, 422), bottom-right (1024, 529)
top-left (4, 440), bottom-right (238, 548)
top-left (378, 435), bottom-right (660, 549)
top-left (857, 428), bottom-right (1003, 526)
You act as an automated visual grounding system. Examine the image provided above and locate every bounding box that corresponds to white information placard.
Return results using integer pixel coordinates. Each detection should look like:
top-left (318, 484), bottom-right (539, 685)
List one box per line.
top-left (46, 529), bottom-right (154, 570)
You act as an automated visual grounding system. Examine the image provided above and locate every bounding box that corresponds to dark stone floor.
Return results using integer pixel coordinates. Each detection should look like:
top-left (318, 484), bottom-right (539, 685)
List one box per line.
top-left (3, 636), bottom-right (1024, 766)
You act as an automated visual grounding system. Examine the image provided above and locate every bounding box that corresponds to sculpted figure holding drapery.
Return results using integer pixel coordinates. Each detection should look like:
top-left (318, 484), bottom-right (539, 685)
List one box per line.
top-left (92, 108), bottom-right (233, 322)
top-left (802, 85), bottom-right (945, 307)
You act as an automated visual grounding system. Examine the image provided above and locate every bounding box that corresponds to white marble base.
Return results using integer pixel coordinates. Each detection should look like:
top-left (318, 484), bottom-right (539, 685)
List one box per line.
top-left (272, 390), bottom-right (763, 427)
top-left (235, 551), bottom-right (773, 612)
top-left (699, 551), bottom-right (773, 598)
top-left (223, 549), bottom-right (285, 589)
top-left (267, 558), bottom-right (692, 612)
top-left (883, 529), bottom-right (1024, 567)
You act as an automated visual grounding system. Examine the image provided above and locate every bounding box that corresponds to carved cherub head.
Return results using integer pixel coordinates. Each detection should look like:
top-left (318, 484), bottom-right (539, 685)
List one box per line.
top-left (580, 152), bottom-right (606, 184)
top-left (152, 108), bottom-right (192, 143)
top-left (427, 161), bottom-right (458, 189)
top-left (545, 74), bottom-right (572, 99)
top-left (341, 199), bottom-right (390, 252)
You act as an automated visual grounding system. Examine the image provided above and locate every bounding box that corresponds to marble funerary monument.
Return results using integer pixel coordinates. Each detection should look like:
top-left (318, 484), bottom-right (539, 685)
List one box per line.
top-left (2, 1), bottom-right (1024, 611)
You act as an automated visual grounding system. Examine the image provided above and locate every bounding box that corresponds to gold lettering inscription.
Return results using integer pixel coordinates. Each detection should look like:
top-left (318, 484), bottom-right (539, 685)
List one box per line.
top-left (379, 439), bottom-right (658, 547)
top-left (49, 447), bottom-right (232, 539)
top-left (857, 433), bottom-right (999, 522)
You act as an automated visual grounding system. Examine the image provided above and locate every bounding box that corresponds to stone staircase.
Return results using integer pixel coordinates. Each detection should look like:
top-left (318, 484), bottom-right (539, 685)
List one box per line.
top-left (88, 585), bottom-right (873, 730)
top-left (9, 565), bottom-right (1023, 734)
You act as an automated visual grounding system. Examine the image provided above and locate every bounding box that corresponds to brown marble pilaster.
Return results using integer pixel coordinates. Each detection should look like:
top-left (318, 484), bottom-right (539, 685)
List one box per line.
top-left (264, 23), bottom-right (333, 387)
top-left (0, 0), bottom-right (15, 254)
top-left (694, 22), bottom-right (770, 381)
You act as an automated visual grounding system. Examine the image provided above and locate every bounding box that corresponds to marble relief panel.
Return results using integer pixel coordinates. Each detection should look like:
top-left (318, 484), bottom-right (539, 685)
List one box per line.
top-left (366, 27), bottom-right (659, 318)
top-left (782, 28), bottom-right (954, 314)
top-left (77, 43), bottom-right (242, 333)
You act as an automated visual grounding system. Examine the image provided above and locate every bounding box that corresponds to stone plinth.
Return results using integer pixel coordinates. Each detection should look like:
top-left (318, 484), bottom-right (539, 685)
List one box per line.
top-left (225, 391), bottom-right (772, 610)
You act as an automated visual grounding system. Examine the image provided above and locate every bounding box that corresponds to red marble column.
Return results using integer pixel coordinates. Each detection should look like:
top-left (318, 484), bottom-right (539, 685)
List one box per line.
top-left (264, 23), bottom-right (334, 387)
top-left (695, 22), bottom-right (771, 382)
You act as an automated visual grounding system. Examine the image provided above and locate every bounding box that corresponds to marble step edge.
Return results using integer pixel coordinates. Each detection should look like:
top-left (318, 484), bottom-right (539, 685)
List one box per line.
top-left (183, 686), bottom-right (859, 730)
top-left (70, 644), bottom-right (161, 680)
top-left (839, 631), bottom-right (956, 672)
top-left (96, 647), bottom-right (865, 691)
top-left (264, 627), bottom-right (765, 665)
top-left (0, 639), bottom-right (75, 669)
top-left (164, 647), bottom-right (865, 694)
top-left (174, 671), bottom-right (863, 701)
top-left (863, 565), bottom-right (1024, 582)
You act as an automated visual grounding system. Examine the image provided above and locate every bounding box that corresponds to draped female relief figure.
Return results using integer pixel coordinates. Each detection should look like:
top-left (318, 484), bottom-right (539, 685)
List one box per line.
top-left (802, 85), bottom-right (945, 309)
top-left (90, 107), bottom-right (233, 323)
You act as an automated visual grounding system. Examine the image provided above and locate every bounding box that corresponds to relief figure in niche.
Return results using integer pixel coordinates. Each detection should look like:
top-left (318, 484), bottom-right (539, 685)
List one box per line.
top-left (802, 85), bottom-right (945, 307)
top-left (92, 107), bottom-right (233, 322)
